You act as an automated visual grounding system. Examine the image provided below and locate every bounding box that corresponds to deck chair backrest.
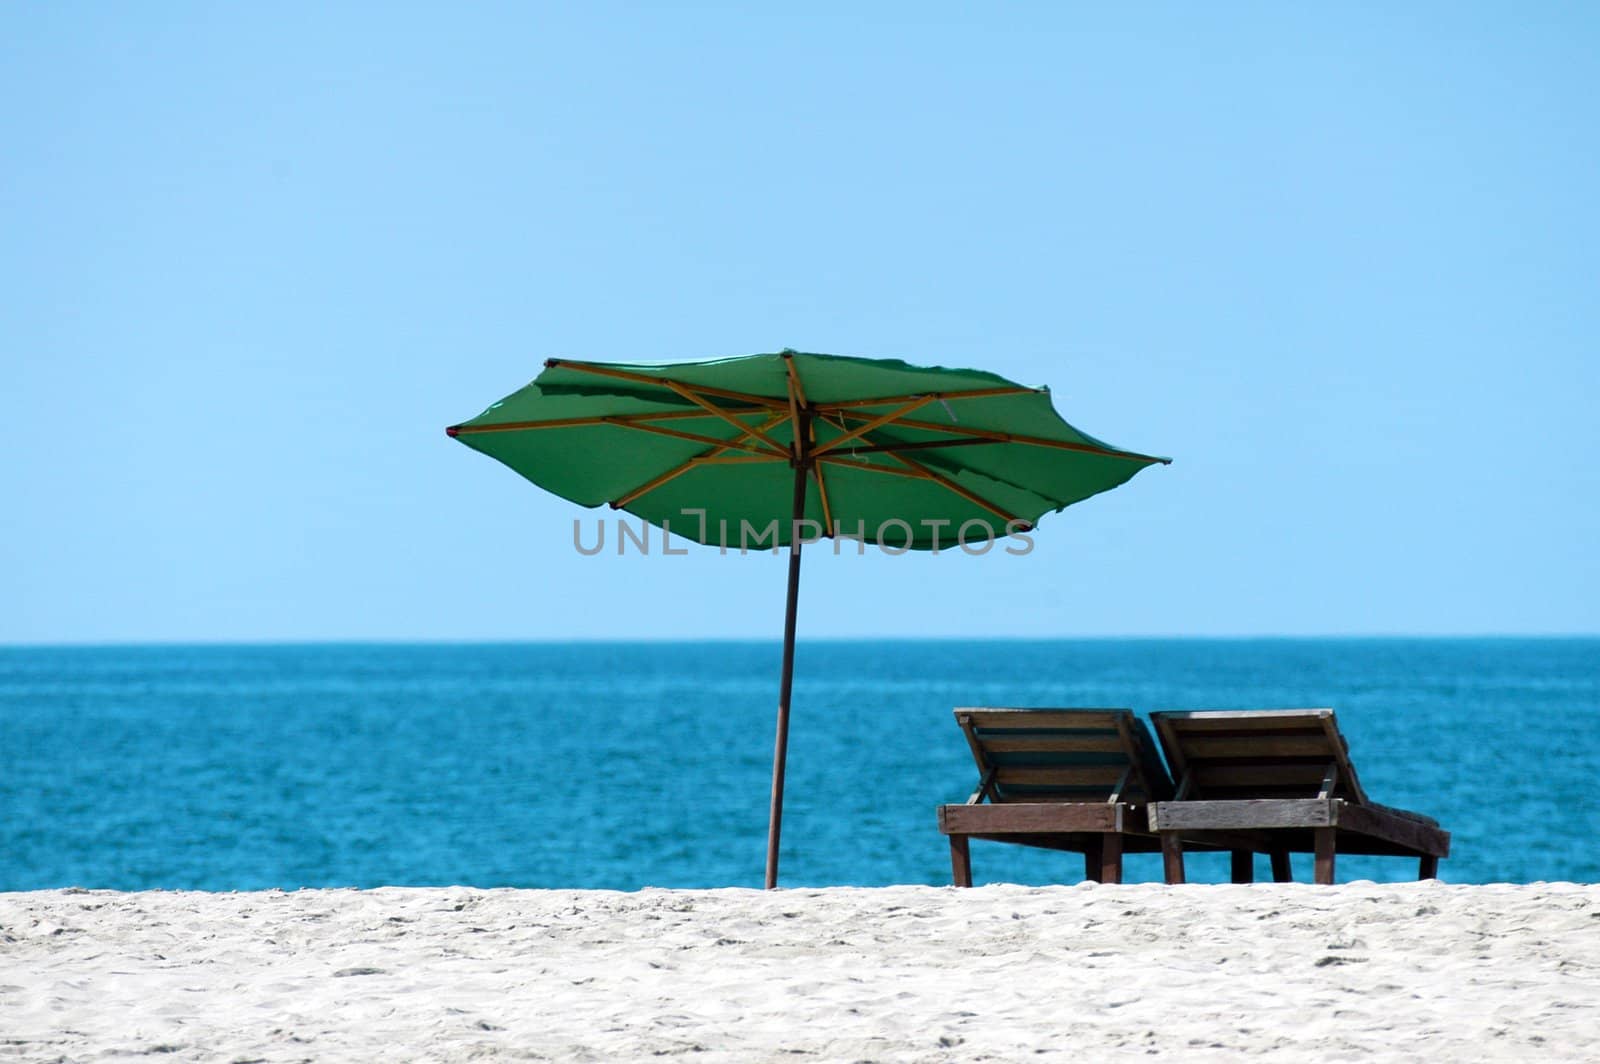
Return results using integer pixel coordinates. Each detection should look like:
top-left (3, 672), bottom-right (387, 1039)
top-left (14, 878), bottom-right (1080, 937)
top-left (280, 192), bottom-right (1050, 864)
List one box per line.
top-left (1149, 709), bottom-right (1369, 804)
top-left (955, 707), bottom-right (1174, 804)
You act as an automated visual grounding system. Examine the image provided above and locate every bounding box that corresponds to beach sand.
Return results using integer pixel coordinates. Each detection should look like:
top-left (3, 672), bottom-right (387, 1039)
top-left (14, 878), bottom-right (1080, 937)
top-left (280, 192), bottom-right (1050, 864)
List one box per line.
top-left (2, 882), bottom-right (1597, 1061)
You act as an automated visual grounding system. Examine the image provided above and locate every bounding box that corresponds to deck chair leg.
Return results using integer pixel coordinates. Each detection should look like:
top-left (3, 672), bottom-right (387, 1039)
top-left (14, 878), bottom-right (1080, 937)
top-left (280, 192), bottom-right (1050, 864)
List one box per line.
top-left (1230, 850), bottom-right (1254, 884)
top-left (1270, 851), bottom-right (1292, 882)
top-left (1100, 833), bottom-right (1123, 885)
top-left (1083, 837), bottom-right (1104, 884)
top-left (1313, 827), bottom-right (1336, 885)
top-left (1419, 855), bottom-right (1439, 881)
top-left (949, 835), bottom-right (972, 887)
top-left (1160, 833), bottom-right (1186, 885)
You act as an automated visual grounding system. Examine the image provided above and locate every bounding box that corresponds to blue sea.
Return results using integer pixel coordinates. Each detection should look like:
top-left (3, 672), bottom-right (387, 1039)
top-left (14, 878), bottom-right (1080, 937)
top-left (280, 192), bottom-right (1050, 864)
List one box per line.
top-left (3, 639), bottom-right (1597, 891)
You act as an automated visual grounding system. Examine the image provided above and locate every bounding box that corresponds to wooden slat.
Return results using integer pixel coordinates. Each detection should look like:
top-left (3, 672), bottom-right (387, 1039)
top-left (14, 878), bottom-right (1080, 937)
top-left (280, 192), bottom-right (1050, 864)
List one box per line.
top-left (1158, 709), bottom-right (1335, 722)
top-left (977, 736), bottom-right (1127, 755)
top-left (953, 713), bottom-right (992, 785)
top-left (1166, 719), bottom-right (1329, 737)
top-left (958, 709), bottom-right (1128, 731)
top-left (1112, 714), bottom-right (1154, 803)
top-left (1153, 715), bottom-right (1188, 788)
top-left (1180, 735), bottom-right (1338, 759)
top-left (1152, 709), bottom-right (1374, 806)
top-left (1318, 711), bottom-right (1368, 804)
top-left (965, 767), bottom-right (996, 805)
top-left (995, 765), bottom-right (1128, 788)
top-left (939, 802), bottom-right (1123, 835)
top-left (1150, 799), bottom-right (1337, 831)
top-left (1192, 764), bottom-right (1335, 789)
top-left (1337, 803), bottom-right (1451, 857)
top-left (1155, 709), bottom-right (1332, 731)
top-left (1196, 786), bottom-right (1334, 799)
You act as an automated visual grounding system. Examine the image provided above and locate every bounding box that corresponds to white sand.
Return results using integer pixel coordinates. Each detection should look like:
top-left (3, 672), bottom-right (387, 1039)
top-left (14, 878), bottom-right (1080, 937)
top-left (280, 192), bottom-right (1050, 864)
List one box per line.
top-left (2, 883), bottom-right (1597, 1062)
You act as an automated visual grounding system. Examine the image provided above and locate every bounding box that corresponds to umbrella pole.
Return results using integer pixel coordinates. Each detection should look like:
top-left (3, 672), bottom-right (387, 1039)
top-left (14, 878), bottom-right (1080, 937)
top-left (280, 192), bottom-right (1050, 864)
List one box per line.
top-left (764, 459), bottom-right (808, 889)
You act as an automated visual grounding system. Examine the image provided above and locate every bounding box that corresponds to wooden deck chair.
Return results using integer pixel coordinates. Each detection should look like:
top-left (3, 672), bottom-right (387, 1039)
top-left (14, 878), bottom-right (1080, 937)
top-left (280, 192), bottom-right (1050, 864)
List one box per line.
top-left (1147, 709), bottom-right (1450, 885)
top-left (937, 707), bottom-right (1176, 885)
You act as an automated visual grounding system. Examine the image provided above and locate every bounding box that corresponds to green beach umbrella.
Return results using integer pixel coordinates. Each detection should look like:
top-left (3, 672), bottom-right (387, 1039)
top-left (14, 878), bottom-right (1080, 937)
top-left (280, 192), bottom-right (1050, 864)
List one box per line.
top-left (447, 350), bottom-right (1168, 887)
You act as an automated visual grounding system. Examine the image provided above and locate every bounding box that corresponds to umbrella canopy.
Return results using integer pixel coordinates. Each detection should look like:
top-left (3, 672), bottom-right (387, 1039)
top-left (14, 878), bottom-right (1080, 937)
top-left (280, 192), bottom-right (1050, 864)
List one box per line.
top-left (447, 350), bottom-right (1169, 886)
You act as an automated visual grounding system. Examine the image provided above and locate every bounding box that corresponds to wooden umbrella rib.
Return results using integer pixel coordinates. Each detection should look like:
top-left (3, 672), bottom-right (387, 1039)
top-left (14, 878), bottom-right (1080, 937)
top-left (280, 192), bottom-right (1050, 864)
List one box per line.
top-left (815, 386), bottom-right (1040, 411)
top-left (825, 419), bottom-right (1024, 528)
top-left (783, 353), bottom-right (806, 462)
top-left (545, 359), bottom-right (788, 409)
top-left (599, 418), bottom-right (784, 454)
top-left (815, 455), bottom-right (1019, 531)
top-left (663, 382), bottom-right (792, 456)
top-left (784, 354), bottom-right (810, 407)
top-left (814, 456), bottom-right (933, 482)
top-left (810, 396), bottom-right (938, 456)
top-left (782, 360), bottom-right (834, 531)
top-left (447, 407), bottom-right (770, 436)
top-left (847, 437), bottom-right (1004, 455)
top-left (610, 410), bottom-right (791, 508)
top-left (881, 450), bottom-right (1026, 527)
top-left (694, 453), bottom-right (790, 466)
top-left (611, 462), bottom-right (693, 509)
top-left (812, 459), bottom-right (834, 531)
top-left (835, 411), bottom-right (1168, 465)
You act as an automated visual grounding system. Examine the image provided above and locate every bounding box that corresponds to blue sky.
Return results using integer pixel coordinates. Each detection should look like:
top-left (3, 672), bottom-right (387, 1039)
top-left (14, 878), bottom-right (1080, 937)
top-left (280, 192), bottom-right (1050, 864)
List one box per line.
top-left (4, 4), bottom-right (1597, 642)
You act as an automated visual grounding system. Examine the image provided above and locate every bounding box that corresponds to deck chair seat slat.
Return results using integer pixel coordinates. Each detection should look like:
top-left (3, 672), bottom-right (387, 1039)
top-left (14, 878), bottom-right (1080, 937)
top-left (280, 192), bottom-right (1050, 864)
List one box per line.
top-left (985, 752), bottom-right (1130, 768)
top-left (1191, 764), bottom-right (1341, 788)
top-left (1181, 736), bottom-right (1337, 758)
top-left (975, 736), bottom-right (1129, 754)
top-left (1158, 713), bottom-right (1331, 729)
top-left (958, 709), bottom-right (1126, 730)
top-left (994, 765), bottom-right (1130, 789)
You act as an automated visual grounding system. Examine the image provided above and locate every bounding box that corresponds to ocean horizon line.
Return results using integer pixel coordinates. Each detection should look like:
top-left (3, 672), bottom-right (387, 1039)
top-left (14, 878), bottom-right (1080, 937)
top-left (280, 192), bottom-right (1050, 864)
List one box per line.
top-left (4, 632), bottom-right (1598, 650)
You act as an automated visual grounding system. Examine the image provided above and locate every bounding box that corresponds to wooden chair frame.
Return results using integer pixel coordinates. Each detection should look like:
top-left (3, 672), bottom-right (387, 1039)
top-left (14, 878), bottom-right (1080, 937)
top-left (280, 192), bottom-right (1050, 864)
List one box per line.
top-left (1147, 709), bottom-right (1450, 885)
top-left (937, 707), bottom-right (1187, 885)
